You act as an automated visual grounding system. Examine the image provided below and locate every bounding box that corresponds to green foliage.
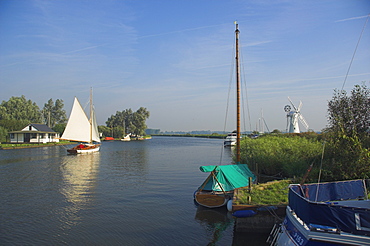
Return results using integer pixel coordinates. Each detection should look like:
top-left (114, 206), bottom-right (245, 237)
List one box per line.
top-left (106, 107), bottom-right (149, 137)
top-left (98, 125), bottom-right (112, 138)
top-left (320, 83), bottom-right (370, 181)
top-left (326, 83), bottom-right (370, 146)
top-left (42, 99), bottom-right (67, 127)
top-left (237, 180), bottom-right (291, 205)
top-left (321, 130), bottom-right (370, 181)
top-left (271, 129), bottom-right (282, 134)
top-left (132, 107), bottom-right (150, 136)
top-left (0, 95), bottom-right (42, 123)
top-left (0, 96), bottom-right (67, 136)
top-left (239, 83), bottom-right (370, 183)
top-left (0, 126), bottom-right (8, 142)
top-left (240, 135), bottom-right (322, 178)
top-left (0, 119), bottom-right (29, 132)
top-left (52, 123), bottom-right (66, 135)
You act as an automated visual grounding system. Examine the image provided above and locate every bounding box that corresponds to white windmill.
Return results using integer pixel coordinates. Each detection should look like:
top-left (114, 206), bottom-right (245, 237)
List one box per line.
top-left (284, 97), bottom-right (309, 133)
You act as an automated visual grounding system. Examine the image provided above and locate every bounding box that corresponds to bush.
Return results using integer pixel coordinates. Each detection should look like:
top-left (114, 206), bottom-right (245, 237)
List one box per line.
top-left (0, 126), bottom-right (8, 142)
top-left (321, 131), bottom-right (370, 181)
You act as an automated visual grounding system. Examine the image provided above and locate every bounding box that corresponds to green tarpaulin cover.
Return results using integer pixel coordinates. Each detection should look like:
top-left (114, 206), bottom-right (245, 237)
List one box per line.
top-left (199, 164), bottom-right (255, 192)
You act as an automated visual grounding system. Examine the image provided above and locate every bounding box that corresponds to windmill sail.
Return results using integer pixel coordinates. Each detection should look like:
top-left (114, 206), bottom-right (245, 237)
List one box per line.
top-left (285, 97), bottom-right (309, 133)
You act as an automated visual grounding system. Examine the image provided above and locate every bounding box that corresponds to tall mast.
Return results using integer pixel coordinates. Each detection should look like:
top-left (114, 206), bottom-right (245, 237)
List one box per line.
top-left (235, 22), bottom-right (241, 164)
top-left (90, 87), bottom-right (93, 144)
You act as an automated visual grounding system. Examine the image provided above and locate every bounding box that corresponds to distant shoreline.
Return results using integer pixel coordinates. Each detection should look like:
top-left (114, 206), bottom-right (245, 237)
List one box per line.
top-left (152, 134), bottom-right (226, 139)
top-left (1, 135), bottom-right (227, 149)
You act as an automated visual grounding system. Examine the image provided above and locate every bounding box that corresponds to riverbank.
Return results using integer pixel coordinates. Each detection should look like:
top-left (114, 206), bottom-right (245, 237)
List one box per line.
top-left (231, 180), bottom-right (290, 232)
top-left (0, 141), bottom-right (72, 150)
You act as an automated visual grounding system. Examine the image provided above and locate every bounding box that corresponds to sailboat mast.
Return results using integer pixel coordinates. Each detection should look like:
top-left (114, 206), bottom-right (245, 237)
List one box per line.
top-left (90, 87), bottom-right (93, 144)
top-left (235, 23), bottom-right (241, 164)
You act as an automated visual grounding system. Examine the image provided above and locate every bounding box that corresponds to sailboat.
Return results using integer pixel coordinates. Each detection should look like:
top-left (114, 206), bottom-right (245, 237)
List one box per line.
top-left (121, 133), bottom-right (131, 141)
top-left (61, 89), bottom-right (101, 154)
top-left (194, 23), bottom-right (255, 208)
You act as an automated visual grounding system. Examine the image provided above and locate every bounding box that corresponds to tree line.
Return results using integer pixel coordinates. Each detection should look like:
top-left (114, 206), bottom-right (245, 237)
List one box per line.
top-left (0, 96), bottom-right (150, 142)
top-left (99, 107), bottom-right (150, 138)
top-left (240, 83), bottom-right (370, 182)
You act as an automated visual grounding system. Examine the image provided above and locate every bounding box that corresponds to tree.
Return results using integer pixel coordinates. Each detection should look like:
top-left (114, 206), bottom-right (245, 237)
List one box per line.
top-left (0, 119), bottom-right (30, 132)
top-left (0, 126), bottom-right (8, 142)
top-left (98, 125), bottom-right (112, 138)
top-left (322, 83), bottom-right (370, 181)
top-left (271, 129), bottom-right (281, 134)
top-left (132, 107), bottom-right (150, 136)
top-left (0, 95), bottom-right (42, 123)
top-left (42, 99), bottom-right (67, 128)
top-left (326, 83), bottom-right (370, 145)
top-left (105, 107), bottom-right (150, 138)
top-left (52, 123), bottom-right (66, 135)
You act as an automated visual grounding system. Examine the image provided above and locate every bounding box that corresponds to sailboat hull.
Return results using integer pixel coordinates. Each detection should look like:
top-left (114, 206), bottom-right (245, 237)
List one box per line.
top-left (67, 144), bottom-right (101, 154)
top-left (195, 191), bottom-right (232, 208)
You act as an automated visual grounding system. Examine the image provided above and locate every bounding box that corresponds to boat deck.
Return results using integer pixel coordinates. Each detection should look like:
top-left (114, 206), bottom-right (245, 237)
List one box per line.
top-left (334, 199), bottom-right (370, 209)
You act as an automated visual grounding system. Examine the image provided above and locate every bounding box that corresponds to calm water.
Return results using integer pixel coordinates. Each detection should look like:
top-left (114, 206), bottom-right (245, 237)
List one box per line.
top-left (0, 137), bottom-right (268, 245)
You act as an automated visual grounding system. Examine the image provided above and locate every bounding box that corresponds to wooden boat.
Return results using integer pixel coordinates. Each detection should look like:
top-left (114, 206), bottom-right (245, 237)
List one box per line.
top-left (194, 22), bottom-right (255, 208)
top-left (61, 89), bottom-right (101, 154)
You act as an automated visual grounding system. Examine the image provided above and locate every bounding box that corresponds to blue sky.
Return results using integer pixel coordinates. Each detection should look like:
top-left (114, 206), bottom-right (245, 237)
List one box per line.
top-left (1, 0), bottom-right (369, 132)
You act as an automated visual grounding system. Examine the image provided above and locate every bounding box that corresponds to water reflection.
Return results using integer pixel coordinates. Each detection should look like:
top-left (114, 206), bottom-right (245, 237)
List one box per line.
top-left (194, 206), bottom-right (233, 246)
top-left (59, 153), bottom-right (100, 229)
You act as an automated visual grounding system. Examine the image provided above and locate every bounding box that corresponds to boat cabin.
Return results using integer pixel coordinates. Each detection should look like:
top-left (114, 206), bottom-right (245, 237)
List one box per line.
top-left (9, 124), bottom-right (60, 144)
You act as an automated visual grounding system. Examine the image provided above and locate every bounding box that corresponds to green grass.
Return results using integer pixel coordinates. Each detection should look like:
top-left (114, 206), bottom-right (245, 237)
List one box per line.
top-left (236, 180), bottom-right (292, 205)
top-left (0, 141), bottom-right (72, 149)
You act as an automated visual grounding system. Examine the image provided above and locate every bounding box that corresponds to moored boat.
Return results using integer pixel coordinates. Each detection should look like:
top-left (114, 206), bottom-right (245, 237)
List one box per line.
top-left (121, 133), bottom-right (131, 141)
top-left (194, 22), bottom-right (255, 208)
top-left (195, 164), bottom-right (255, 208)
top-left (268, 179), bottom-right (370, 245)
top-left (224, 131), bottom-right (237, 146)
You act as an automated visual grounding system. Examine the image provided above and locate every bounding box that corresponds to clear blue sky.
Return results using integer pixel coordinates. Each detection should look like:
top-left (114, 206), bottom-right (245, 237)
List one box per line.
top-left (1, 0), bottom-right (369, 132)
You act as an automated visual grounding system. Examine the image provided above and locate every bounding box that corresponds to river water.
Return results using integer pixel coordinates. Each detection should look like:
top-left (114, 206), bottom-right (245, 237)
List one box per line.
top-left (0, 136), bottom-right (269, 245)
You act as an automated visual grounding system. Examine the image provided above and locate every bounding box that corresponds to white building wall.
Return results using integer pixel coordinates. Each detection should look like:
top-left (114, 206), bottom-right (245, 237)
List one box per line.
top-left (10, 133), bottom-right (24, 143)
top-left (10, 133), bottom-right (59, 143)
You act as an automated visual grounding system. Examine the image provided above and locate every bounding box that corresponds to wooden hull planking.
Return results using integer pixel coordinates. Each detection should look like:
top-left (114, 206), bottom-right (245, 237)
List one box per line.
top-left (195, 193), bottom-right (229, 208)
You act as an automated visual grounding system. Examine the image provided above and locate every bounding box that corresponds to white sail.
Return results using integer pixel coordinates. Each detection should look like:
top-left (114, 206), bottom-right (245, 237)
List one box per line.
top-left (91, 106), bottom-right (101, 143)
top-left (61, 97), bottom-right (100, 143)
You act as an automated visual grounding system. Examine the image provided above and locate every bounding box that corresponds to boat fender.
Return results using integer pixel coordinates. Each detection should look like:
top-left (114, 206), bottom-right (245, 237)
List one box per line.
top-left (232, 210), bottom-right (256, 218)
top-left (227, 199), bottom-right (233, 212)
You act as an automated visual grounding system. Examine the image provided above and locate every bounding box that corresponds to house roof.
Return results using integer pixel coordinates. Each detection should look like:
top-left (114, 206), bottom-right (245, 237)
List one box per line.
top-left (9, 123), bottom-right (57, 134)
top-left (30, 124), bottom-right (55, 132)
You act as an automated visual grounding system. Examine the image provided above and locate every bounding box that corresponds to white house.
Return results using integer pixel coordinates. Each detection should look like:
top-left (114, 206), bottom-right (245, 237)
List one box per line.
top-left (9, 124), bottom-right (60, 143)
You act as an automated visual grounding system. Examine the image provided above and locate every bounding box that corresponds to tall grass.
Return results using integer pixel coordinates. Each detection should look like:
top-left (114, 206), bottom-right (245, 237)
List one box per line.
top-left (240, 135), bottom-right (322, 179)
